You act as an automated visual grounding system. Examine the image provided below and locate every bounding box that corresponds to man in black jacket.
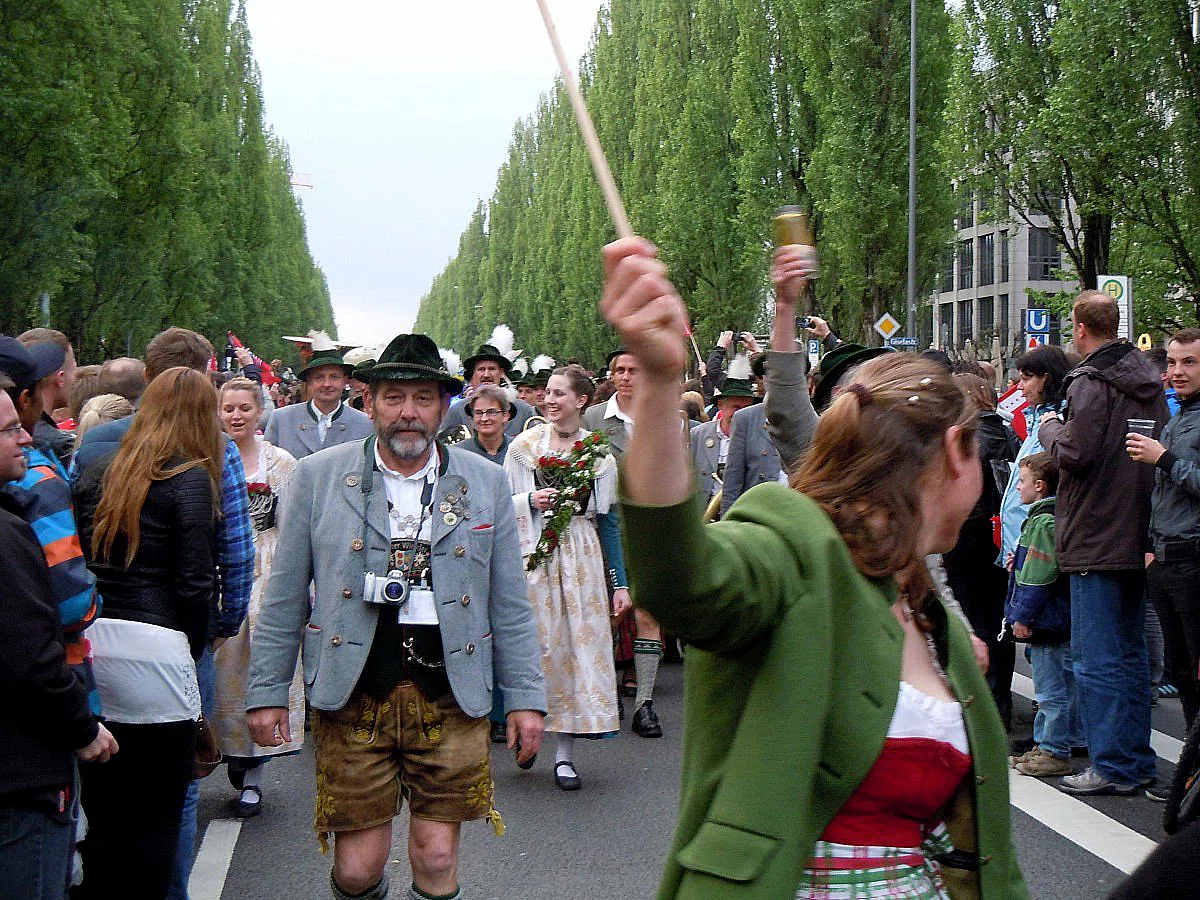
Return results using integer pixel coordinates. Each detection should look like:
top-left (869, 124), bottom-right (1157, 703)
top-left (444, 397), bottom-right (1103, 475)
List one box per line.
top-left (0, 380), bottom-right (117, 897)
top-left (1040, 291), bottom-right (1169, 796)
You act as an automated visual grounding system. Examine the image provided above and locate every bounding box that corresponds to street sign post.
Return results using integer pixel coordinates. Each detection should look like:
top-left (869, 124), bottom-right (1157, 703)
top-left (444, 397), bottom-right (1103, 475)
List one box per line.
top-left (1098, 275), bottom-right (1134, 340)
top-left (1025, 309), bottom-right (1051, 334)
top-left (874, 313), bottom-right (902, 342)
top-left (807, 339), bottom-right (821, 369)
top-left (887, 336), bottom-right (920, 348)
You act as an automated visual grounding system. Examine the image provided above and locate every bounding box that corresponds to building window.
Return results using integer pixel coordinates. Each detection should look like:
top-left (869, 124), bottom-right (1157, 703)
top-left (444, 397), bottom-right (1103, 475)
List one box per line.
top-left (978, 297), bottom-right (995, 343)
top-left (957, 190), bottom-right (975, 230)
top-left (999, 294), bottom-right (1010, 350)
top-left (978, 233), bottom-right (995, 286)
top-left (940, 303), bottom-right (954, 348)
top-left (958, 299), bottom-right (974, 344)
top-left (1028, 227), bottom-right (1061, 281)
top-left (958, 239), bottom-right (974, 290)
top-left (939, 247), bottom-right (954, 293)
top-left (1000, 230), bottom-right (1010, 283)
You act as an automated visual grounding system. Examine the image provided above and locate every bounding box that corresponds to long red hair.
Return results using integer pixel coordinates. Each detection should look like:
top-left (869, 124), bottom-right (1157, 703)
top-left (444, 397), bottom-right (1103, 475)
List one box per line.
top-left (92, 367), bottom-right (223, 565)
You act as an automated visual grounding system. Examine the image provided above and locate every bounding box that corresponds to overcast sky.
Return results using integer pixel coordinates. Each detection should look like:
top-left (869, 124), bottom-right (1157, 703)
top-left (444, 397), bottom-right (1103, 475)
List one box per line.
top-left (244, 1), bottom-right (606, 348)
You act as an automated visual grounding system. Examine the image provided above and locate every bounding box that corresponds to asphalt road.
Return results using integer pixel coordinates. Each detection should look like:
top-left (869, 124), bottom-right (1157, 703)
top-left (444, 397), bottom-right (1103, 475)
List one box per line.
top-left (193, 659), bottom-right (1186, 899)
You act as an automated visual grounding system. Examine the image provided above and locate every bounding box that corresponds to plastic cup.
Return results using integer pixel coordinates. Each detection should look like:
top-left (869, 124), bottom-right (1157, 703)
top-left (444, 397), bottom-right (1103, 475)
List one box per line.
top-left (1127, 418), bottom-right (1156, 438)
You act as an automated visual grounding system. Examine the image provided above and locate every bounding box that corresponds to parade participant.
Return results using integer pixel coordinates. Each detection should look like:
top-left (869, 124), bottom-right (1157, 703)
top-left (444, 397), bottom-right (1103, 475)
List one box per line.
top-left (460, 384), bottom-right (513, 467)
top-left (583, 348), bottom-right (666, 738)
top-left (602, 236), bottom-right (1027, 900)
top-left (505, 365), bottom-right (631, 790)
top-left (0, 380), bottom-right (118, 900)
top-left (439, 331), bottom-right (535, 437)
top-left (264, 333), bottom-right (372, 460)
top-left (210, 377), bottom-right (304, 818)
top-left (690, 372), bottom-right (756, 507)
top-left (529, 356), bottom-right (555, 415)
top-left (513, 359), bottom-right (539, 410)
top-left (1040, 290), bottom-right (1168, 796)
top-left (17, 329), bottom-right (77, 468)
top-left (719, 390), bottom-right (784, 518)
top-left (1129, 328), bottom-right (1200, 734)
top-left (72, 367), bottom-right (222, 899)
top-left (246, 334), bottom-right (545, 900)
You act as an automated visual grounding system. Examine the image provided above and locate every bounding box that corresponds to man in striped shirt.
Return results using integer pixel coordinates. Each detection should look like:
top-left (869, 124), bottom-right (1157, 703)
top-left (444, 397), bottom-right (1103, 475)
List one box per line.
top-left (0, 337), bottom-right (102, 715)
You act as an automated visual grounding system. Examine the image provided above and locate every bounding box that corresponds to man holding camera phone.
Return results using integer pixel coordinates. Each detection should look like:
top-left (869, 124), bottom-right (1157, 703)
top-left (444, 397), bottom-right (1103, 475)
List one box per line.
top-left (247, 333), bottom-right (546, 900)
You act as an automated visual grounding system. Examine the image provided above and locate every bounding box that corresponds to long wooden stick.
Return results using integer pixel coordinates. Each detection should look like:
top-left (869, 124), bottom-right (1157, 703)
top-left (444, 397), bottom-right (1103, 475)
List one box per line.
top-left (534, 0), bottom-right (633, 240)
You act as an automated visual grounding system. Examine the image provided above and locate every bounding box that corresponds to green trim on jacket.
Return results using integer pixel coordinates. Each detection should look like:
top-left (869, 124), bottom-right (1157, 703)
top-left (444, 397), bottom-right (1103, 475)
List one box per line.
top-left (621, 482), bottom-right (1028, 900)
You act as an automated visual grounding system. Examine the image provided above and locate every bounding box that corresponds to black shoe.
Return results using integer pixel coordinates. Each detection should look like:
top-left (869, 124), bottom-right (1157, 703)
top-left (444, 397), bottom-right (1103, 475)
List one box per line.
top-left (621, 678), bottom-right (638, 698)
top-left (490, 721), bottom-right (507, 744)
top-left (554, 762), bottom-right (581, 791)
top-left (1146, 784), bottom-right (1170, 802)
top-left (617, 693), bottom-right (625, 722)
top-left (235, 786), bottom-right (262, 818)
top-left (632, 700), bottom-right (663, 738)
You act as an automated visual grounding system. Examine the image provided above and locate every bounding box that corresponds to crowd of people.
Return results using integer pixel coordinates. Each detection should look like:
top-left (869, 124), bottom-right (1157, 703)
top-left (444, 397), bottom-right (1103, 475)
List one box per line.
top-left (2, 234), bottom-right (1198, 899)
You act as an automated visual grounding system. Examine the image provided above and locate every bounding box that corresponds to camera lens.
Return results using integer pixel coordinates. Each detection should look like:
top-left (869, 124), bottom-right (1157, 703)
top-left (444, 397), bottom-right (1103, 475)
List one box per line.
top-left (384, 581), bottom-right (406, 602)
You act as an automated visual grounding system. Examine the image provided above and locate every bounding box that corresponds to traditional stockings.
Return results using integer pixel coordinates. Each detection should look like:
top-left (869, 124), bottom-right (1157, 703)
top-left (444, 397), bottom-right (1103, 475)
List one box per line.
top-left (633, 638), bottom-right (664, 711)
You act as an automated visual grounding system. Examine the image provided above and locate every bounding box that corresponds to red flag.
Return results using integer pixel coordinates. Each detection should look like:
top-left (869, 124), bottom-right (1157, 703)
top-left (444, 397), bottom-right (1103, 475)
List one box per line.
top-left (997, 384), bottom-right (1029, 441)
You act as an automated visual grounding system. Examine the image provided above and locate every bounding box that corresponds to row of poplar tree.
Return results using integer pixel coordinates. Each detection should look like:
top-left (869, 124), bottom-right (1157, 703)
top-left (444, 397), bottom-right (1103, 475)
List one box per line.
top-left (0, 0), bottom-right (334, 362)
top-left (414, 0), bottom-right (1200, 367)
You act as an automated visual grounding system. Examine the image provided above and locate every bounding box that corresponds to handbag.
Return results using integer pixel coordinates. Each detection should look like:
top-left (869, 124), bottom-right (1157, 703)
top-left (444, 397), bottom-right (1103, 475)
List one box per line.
top-left (193, 714), bottom-right (222, 779)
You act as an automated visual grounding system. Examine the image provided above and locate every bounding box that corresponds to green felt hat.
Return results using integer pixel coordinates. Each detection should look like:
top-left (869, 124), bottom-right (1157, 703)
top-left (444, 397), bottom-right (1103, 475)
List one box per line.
top-left (812, 343), bottom-right (896, 412)
top-left (714, 378), bottom-right (759, 401)
top-left (367, 334), bottom-right (464, 392)
top-left (462, 344), bottom-right (513, 378)
top-left (299, 349), bottom-right (353, 378)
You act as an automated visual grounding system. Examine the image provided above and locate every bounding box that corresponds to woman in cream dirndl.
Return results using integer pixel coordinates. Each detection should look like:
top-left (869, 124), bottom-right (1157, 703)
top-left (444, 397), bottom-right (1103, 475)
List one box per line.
top-left (504, 365), bottom-right (632, 791)
top-left (211, 377), bottom-right (305, 816)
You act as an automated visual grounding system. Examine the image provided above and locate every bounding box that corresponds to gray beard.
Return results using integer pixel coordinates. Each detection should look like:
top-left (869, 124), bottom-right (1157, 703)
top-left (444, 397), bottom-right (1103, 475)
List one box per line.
top-left (381, 423), bottom-right (434, 460)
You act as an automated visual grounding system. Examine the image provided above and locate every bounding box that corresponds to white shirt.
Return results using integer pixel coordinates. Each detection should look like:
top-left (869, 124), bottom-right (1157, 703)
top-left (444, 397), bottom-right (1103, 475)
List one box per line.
top-left (374, 443), bottom-right (437, 543)
top-left (310, 400), bottom-right (343, 444)
top-left (605, 393), bottom-right (634, 439)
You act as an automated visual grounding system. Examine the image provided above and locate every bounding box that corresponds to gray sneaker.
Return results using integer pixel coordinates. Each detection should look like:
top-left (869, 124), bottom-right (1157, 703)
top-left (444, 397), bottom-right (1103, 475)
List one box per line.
top-left (1059, 767), bottom-right (1138, 796)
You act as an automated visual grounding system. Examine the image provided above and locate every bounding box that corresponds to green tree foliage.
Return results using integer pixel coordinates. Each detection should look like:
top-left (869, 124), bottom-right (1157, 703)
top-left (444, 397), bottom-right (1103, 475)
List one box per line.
top-left (416, 0), bottom-right (955, 363)
top-left (0, 0), bottom-right (332, 361)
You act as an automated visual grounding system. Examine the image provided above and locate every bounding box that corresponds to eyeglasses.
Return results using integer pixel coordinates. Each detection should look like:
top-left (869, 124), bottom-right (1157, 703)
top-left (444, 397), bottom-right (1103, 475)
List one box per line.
top-left (0, 423), bottom-right (27, 438)
top-left (472, 408), bottom-right (505, 419)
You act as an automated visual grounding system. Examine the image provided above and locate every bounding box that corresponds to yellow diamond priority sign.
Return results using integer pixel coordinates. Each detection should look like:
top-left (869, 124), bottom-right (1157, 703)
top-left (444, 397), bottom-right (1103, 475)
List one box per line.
top-left (873, 313), bottom-right (902, 341)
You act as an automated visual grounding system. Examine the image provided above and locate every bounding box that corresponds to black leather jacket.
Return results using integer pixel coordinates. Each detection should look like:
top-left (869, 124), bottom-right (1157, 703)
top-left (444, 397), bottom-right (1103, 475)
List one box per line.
top-left (75, 455), bottom-right (217, 659)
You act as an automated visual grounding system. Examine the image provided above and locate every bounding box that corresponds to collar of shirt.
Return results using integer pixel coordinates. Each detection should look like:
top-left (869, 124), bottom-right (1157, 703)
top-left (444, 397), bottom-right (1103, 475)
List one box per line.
top-left (374, 443), bottom-right (438, 541)
top-left (605, 393), bottom-right (634, 429)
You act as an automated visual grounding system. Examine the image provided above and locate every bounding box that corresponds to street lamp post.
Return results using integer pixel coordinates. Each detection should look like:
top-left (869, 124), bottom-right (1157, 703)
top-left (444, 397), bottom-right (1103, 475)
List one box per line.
top-left (905, 0), bottom-right (918, 339)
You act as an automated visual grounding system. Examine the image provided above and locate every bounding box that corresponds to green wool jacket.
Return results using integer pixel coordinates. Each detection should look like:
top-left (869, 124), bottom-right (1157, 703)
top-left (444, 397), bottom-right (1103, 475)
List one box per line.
top-left (621, 482), bottom-right (1028, 900)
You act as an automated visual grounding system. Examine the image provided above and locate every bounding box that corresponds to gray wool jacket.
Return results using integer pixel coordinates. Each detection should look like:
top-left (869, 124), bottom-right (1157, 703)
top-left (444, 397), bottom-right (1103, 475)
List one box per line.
top-left (246, 438), bottom-right (546, 718)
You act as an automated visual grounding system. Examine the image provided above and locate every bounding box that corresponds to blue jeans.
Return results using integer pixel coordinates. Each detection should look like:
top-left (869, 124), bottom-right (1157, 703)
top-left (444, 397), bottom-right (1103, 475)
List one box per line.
top-left (167, 647), bottom-right (216, 900)
top-left (0, 793), bottom-right (74, 899)
top-left (1070, 571), bottom-right (1156, 785)
top-left (1030, 642), bottom-right (1082, 758)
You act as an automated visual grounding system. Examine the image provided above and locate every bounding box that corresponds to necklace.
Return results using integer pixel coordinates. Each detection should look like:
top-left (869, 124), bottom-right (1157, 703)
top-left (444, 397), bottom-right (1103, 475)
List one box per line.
top-left (553, 425), bottom-right (579, 438)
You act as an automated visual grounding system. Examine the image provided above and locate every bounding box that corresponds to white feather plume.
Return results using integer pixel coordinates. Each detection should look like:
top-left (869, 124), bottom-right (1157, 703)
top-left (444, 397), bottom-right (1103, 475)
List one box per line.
top-left (531, 354), bottom-right (556, 374)
top-left (307, 330), bottom-right (337, 352)
top-left (511, 357), bottom-right (529, 377)
top-left (342, 345), bottom-right (378, 367)
top-left (488, 325), bottom-right (515, 359)
top-left (439, 348), bottom-right (462, 375)
top-left (727, 352), bottom-right (753, 381)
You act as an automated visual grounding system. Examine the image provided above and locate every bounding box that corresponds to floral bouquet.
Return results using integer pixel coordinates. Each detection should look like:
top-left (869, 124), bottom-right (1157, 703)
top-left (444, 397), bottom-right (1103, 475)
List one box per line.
top-left (526, 431), bottom-right (611, 572)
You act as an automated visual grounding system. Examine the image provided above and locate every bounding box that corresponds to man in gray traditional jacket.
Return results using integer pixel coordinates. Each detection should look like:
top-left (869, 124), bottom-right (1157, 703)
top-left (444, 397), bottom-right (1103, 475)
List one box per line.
top-left (247, 333), bottom-right (546, 900)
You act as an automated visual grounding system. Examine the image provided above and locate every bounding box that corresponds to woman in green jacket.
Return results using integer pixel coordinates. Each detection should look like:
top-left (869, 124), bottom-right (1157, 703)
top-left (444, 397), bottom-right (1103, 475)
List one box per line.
top-left (601, 237), bottom-right (1028, 900)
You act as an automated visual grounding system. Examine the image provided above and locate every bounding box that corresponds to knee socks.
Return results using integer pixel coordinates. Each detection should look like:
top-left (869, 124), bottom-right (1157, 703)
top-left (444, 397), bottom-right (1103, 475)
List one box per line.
top-left (407, 882), bottom-right (462, 900)
top-left (633, 638), bottom-right (664, 711)
top-left (555, 733), bottom-right (576, 771)
top-left (330, 869), bottom-right (390, 900)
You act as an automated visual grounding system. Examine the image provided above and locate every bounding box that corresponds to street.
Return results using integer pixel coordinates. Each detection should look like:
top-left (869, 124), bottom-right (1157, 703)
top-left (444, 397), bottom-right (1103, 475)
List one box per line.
top-left (191, 660), bottom-right (1183, 899)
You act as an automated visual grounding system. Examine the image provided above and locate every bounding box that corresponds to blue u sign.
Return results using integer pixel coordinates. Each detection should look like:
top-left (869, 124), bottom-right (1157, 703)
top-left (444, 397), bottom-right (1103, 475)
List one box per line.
top-left (1025, 308), bottom-right (1051, 333)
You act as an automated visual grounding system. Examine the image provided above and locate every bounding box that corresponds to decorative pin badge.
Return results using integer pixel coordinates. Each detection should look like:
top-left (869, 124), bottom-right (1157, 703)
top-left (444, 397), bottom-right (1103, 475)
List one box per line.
top-left (705, 437), bottom-right (715, 448)
top-left (345, 475), bottom-right (359, 487)
top-left (454, 545), bottom-right (466, 557)
top-left (444, 512), bottom-right (459, 527)
top-left (439, 501), bottom-right (452, 513)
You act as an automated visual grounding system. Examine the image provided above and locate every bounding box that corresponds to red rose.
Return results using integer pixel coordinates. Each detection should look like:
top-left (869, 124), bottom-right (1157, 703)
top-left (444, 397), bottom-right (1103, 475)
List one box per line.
top-left (573, 440), bottom-right (584, 451)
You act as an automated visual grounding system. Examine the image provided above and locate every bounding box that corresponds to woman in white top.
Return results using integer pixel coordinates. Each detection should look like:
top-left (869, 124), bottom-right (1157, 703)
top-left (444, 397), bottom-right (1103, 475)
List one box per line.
top-left (211, 377), bottom-right (304, 817)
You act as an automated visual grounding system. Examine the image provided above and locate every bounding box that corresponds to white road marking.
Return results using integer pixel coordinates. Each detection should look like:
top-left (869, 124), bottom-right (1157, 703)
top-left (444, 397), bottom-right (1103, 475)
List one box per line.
top-left (1008, 771), bottom-right (1158, 875)
top-left (189, 818), bottom-right (242, 900)
top-left (1010, 672), bottom-right (1183, 763)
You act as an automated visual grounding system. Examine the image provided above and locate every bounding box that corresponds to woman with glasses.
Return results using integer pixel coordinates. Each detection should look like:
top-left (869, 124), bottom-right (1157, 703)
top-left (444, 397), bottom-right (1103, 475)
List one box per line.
top-left (460, 384), bottom-right (514, 466)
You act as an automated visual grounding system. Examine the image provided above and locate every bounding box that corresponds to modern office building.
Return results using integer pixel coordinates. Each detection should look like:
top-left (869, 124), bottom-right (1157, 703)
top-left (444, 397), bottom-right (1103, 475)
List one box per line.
top-left (931, 190), bottom-right (1079, 357)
